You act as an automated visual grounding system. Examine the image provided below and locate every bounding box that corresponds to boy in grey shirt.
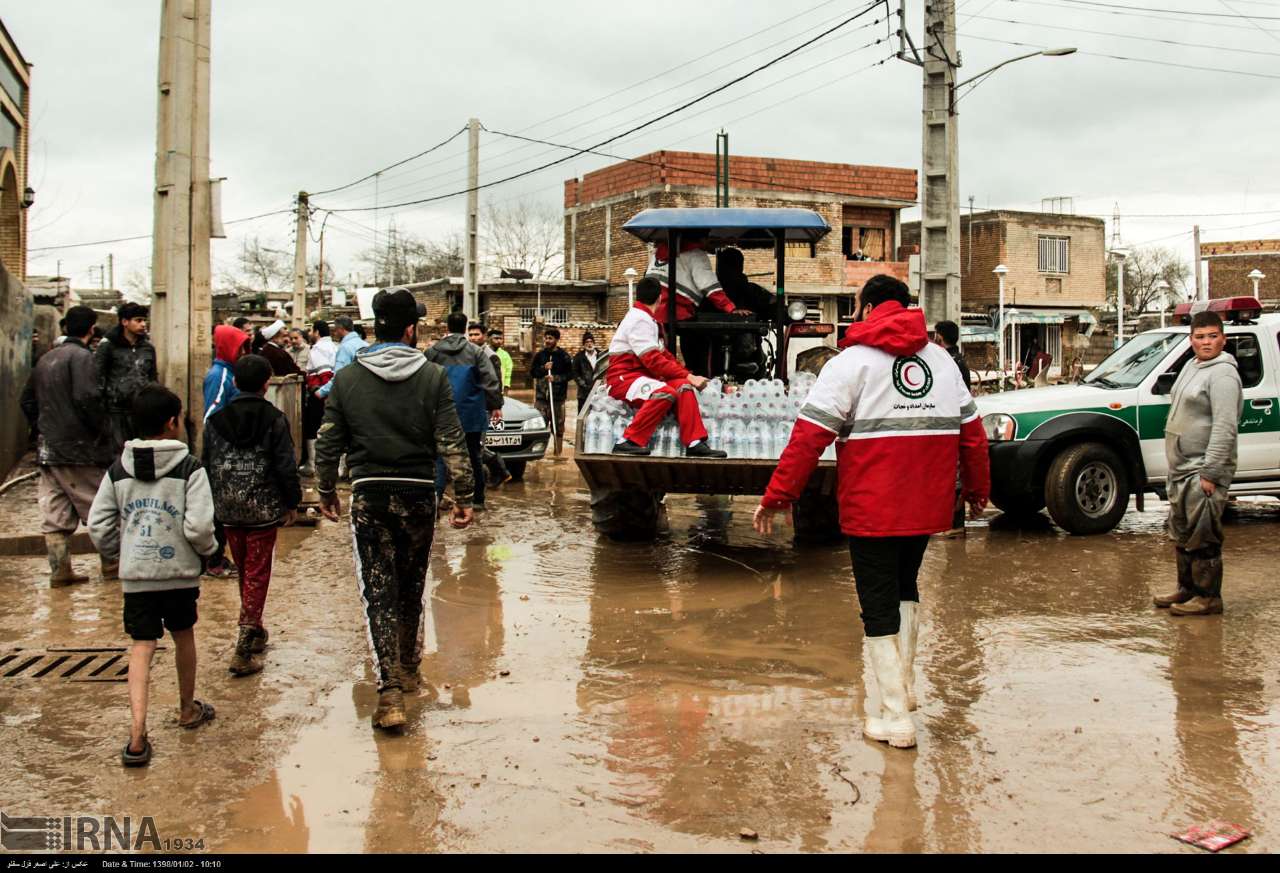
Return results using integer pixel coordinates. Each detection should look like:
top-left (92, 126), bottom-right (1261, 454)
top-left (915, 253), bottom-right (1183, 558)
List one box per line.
top-left (89, 384), bottom-right (220, 766)
top-left (1155, 310), bottom-right (1242, 616)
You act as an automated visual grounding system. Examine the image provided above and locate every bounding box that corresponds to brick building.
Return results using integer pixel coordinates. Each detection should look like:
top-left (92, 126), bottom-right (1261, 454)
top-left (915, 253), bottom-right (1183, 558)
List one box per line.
top-left (1202, 239), bottom-right (1280, 302)
top-left (0, 18), bottom-right (31, 478)
top-left (903, 209), bottom-right (1106, 375)
top-left (564, 150), bottom-right (916, 327)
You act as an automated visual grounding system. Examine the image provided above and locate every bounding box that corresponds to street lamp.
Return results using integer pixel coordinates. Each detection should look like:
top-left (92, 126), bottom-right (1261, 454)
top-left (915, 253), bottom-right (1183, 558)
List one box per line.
top-left (952, 48), bottom-right (1077, 107)
top-left (1111, 248), bottom-right (1129, 346)
top-left (1154, 279), bottom-right (1170, 328)
top-left (993, 264), bottom-right (1008, 378)
top-left (1248, 268), bottom-right (1265, 299)
top-left (624, 267), bottom-right (638, 307)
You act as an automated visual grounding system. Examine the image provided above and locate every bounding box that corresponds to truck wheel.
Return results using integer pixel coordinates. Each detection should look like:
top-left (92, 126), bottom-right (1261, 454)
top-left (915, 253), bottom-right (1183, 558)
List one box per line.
top-left (792, 491), bottom-right (844, 545)
top-left (505, 460), bottom-right (527, 482)
top-left (990, 491), bottom-right (1046, 518)
top-left (1044, 442), bottom-right (1129, 535)
top-left (590, 487), bottom-right (663, 541)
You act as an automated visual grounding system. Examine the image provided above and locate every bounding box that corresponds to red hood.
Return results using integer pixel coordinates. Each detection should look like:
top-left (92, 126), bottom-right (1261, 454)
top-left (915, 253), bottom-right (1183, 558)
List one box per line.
top-left (838, 301), bottom-right (929, 356)
top-left (213, 324), bottom-right (248, 364)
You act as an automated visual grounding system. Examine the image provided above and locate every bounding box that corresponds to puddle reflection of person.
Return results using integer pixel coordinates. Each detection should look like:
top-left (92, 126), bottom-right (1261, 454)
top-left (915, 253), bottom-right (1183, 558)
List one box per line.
top-left (423, 537), bottom-right (504, 707)
top-left (1166, 618), bottom-right (1260, 830)
top-left (227, 771), bottom-right (309, 852)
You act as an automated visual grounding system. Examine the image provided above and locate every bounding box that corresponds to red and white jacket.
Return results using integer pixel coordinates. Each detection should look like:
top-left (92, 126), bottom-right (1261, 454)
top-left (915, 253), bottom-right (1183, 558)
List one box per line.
top-left (762, 301), bottom-right (990, 537)
top-left (647, 243), bottom-right (735, 324)
top-left (606, 302), bottom-right (690, 403)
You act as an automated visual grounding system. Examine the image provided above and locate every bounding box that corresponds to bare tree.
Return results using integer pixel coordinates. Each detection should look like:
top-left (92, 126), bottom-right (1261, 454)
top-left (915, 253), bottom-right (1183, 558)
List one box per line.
top-left (481, 199), bottom-right (564, 279)
top-left (121, 268), bottom-right (152, 304)
top-left (1106, 245), bottom-right (1191, 314)
top-left (232, 236), bottom-right (291, 293)
top-left (357, 231), bottom-right (464, 285)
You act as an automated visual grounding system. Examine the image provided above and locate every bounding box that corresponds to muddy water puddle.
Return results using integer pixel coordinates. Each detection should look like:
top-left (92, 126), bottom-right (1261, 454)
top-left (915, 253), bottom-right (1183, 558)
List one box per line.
top-left (2, 465), bottom-right (1277, 852)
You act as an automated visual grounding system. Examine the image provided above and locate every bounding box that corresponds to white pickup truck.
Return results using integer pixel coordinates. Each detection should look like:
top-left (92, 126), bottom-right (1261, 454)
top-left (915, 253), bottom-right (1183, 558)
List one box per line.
top-left (976, 297), bottom-right (1280, 534)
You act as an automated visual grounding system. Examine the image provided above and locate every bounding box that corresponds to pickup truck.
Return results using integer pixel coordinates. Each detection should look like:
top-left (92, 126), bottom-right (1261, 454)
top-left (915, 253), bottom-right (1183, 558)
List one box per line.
top-left (976, 297), bottom-right (1279, 534)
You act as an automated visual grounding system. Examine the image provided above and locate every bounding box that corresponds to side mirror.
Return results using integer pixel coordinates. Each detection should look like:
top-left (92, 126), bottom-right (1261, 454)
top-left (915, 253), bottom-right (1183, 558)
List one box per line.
top-left (1152, 372), bottom-right (1177, 396)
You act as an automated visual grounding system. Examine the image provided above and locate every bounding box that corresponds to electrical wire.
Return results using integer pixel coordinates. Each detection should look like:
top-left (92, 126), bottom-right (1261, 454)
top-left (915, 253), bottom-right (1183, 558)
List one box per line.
top-left (307, 126), bottom-right (468, 197)
top-left (959, 32), bottom-right (1280, 78)
top-left (964, 13), bottom-right (1280, 55)
top-left (1047, 0), bottom-right (1280, 19)
top-left (312, 0), bottom-right (887, 213)
top-left (28, 207), bottom-right (296, 253)
top-left (1005, 0), bottom-right (1280, 32)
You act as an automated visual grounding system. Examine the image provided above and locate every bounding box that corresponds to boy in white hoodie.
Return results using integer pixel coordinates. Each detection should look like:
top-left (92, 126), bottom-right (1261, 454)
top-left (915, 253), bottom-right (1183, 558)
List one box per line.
top-left (89, 384), bottom-right (220, 767)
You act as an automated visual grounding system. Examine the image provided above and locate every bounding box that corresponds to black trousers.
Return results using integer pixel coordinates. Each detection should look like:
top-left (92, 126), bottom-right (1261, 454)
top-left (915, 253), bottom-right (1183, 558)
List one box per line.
top-left (848, 535), bottom-right (929, 637)
top-left (350, 485), bottom-right (437, 692)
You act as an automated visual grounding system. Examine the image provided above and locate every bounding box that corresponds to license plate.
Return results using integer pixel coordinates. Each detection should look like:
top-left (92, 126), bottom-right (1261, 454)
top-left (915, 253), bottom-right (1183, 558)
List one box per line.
top-left (485, 434), bottom-right (523, 447)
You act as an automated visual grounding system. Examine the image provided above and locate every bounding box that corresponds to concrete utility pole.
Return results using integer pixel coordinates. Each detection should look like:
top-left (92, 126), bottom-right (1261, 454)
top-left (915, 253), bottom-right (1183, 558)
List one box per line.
top-left (150, 0), bottom-right (213, 444)
top-left (292, 191), bottom-right (309, 326)
top-left (1193, 224), bottom-right (1204, 301)
top-left (107, 253), bottom-right (114, 292)
top-left (463, 117), bottom-right (480, 319)
top-left (920, 0), bottom-right (961, 326)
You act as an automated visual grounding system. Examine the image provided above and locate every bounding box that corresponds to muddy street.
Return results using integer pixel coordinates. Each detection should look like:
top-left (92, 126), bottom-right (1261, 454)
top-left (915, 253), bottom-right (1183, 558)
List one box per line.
top-left (1, 457), bottom-right (1276, 853)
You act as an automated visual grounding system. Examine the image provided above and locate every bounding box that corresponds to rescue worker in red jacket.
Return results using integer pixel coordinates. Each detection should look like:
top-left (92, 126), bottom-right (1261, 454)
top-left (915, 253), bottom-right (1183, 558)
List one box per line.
top-left (753, 275), bottom-right (991, 750)
top-left (607, 277), bottom-right (727, 459)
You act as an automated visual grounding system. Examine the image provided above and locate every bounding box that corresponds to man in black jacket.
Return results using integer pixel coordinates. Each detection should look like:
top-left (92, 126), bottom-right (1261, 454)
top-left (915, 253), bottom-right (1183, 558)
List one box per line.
top-left (572, 332), bottom-right (599, 413)
top-left (315, 288), bottom-right (474, 732)
top-left (202, 354), bottom-right (302, 677)
top-left (96, 302), bottom-right (158, 454)
top-left (531, 327), bottom-right (573, 456)
top-left (933, 320), bottom-right (971, 389)
top-left (21, 305), bottom-right (115, 586)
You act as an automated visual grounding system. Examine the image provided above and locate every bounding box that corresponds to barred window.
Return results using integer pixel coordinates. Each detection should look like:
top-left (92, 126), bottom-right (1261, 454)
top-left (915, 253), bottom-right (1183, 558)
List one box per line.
top-left (1038, 236), bottom-right (1069, 273)
top-left (519, 307), bottom-right (569, 326)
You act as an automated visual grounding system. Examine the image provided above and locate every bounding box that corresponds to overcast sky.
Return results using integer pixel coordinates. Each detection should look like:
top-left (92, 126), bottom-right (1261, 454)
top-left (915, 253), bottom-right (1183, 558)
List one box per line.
top-left (9, 0), bottom-right (1280, 290)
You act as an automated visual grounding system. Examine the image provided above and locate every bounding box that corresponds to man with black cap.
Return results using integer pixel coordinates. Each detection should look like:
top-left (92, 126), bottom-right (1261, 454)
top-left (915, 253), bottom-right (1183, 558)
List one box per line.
top-left (314, 287), bottom-right (475, 732)
top-left (96, 302), bottom-right (158, 454)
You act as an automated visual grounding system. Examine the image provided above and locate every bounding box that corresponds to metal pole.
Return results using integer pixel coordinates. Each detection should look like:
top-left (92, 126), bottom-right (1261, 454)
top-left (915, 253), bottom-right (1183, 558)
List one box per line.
top-left (921, 0), bottom-right (961, 326)
top-left (315, 211), bottom-right (329, 315)
top-left (107, 253), bottom-right (114, 292)
top-left (997, 274), bottom-right (1005, 376)
top-left (775, 231), bottom-right (786, 380)
top-left (463, 117), bottom-right (480, 319)
top-left (292, 191), bottom-right (308, 326)
top-left (1117, 257), bottom-right (1125, 346)
top-left (1193, 224), bottom-right (1204, 301)
top-left (627, 277), bottom-right (634, 307)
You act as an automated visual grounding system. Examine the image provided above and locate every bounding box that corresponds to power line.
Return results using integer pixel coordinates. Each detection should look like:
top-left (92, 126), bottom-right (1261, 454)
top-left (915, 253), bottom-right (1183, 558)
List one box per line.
top-left (959, 32), bottom-right (1280, 78)
top-left (313, 0), bottom-right (887, 214)
top-left (307, 126), bottom-right (468, 197)
top-left (1220, 0), bottom-right (1280, 43)
top-left (1048, 0), bottom-right (1280, 18)
top-left (28, 207), bottom-right (295, 253)
top-left (1005, 0), bottom-right (1280, 31)
top-left (965, 12), bottom-right (1280, 55)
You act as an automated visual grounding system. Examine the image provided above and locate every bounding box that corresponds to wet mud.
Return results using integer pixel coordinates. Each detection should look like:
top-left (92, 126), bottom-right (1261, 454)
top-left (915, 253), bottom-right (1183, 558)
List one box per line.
top-left (1, 454), bottom-right (1276, 853)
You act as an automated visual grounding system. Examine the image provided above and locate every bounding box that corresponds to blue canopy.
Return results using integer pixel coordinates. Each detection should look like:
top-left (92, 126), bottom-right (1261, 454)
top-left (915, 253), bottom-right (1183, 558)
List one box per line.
top-left (622, 207), bottom-right (831, 246)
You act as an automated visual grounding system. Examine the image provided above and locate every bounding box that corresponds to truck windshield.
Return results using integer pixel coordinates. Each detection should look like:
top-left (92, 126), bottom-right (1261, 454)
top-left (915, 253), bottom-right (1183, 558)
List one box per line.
top-left (1084, 332), bottom-right (1184, 389)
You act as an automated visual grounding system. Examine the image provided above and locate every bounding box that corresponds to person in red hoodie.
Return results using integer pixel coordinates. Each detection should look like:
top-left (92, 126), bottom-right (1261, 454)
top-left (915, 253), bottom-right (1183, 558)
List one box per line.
top-left (607, 277), bottom-right (727, 458)
top-left (753, 274), bottom-right (990, 750)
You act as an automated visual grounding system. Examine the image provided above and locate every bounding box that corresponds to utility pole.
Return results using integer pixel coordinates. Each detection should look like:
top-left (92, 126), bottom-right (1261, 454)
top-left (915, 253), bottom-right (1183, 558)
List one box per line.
top-left (314, 211), bottom-right (329, 315)
top-left (292, 191), bottom-right (309, 326)
top-left (107, 253), bottom-right (114, 292)
top-left (919, 0), bottom-right (961, 325)
top-left (151, 0), bottom-right (213, 445)
top-left (463, 117), bottom-right (480, 319)
top-left (1193, 224), bottom-right (1204, 301)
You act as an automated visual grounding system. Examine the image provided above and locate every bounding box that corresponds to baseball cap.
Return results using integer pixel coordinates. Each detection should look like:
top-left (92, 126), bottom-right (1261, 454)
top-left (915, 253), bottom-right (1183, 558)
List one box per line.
top-left (372, 287), bottom-right (425, 334)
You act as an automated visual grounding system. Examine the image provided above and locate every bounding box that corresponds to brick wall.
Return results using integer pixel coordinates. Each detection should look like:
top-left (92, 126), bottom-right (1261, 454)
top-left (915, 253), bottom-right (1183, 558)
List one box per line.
top-left (0, 32), bottom-right (30, 282)
top-left (1207, 251), bottom-right (1280, 302)
top-left (0, 258), bottom-right (31, 478)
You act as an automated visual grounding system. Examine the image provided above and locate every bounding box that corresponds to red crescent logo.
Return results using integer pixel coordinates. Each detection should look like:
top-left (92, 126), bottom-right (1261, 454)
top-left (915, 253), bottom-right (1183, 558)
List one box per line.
top-left (903, 364), bottom-right (923, 389)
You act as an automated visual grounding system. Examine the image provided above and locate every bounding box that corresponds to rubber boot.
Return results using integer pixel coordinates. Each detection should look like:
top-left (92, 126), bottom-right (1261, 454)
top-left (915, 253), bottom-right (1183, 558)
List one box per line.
top-left (863, 635), bottom-right (917, 749)
top-left (899, 602), bottom-right (919, 712)
top-left (373, 684), bottom-right (407, 731)
top-left (250, 626), bottom-right (269, 654)
top-left (298, 440), bottom-right (316, 477)
top-left (1154, 548), bottom-right (1195, 608)
top-left (401, 661), bottom-right (421, 694)
top-left (228, 626), bottom-right (264, 676)
top-left (1171, 553), bottom-right (1224, 615)
top-left (46, 532), bottom-right (89, 588)
top-left (100, 556), bottom-right (119, 582)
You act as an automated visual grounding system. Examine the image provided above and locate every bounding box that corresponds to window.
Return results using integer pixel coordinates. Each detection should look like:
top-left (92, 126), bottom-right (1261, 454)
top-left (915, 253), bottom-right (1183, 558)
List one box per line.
top-left (1162, 333), bottom-right (1264, 389)
top-left (842, 226), bottom-right (887, 260)
top-left (1038, 236), bottom-right (1070, 274)
top-left (785, 240), bottom-right (815, 258)
top-left (519, 306), bottom-right (569, 326)
top-left (0, 55), bottom-right (25, 115)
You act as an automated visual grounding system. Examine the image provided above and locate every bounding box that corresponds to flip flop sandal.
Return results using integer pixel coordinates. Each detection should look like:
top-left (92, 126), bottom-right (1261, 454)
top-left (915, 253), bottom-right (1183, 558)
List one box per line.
top-left (121, 736), bottom-right (152, 767)
top-left (178, 700), bottom-right (216, 729)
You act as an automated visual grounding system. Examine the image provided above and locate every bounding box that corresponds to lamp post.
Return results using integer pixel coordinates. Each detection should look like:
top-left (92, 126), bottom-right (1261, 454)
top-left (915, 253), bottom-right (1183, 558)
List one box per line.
top-left (624, 266), bottom-right (638, 307)
top-left (1111, 248), bottom-right (1129, 346)
top-left (1154, 279), bottom-right (1170, 329)
top-left (1248, 268), bottom-right (1265, 299)
top-left (993, 264), bottom-right (1008, 378)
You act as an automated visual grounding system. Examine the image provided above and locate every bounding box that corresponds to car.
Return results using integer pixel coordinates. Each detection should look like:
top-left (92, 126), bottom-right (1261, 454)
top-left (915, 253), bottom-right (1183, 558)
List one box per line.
top-left (977, 296), bottom-right (1280, 535)
top-left (484, 395), bottom-right (550, 481)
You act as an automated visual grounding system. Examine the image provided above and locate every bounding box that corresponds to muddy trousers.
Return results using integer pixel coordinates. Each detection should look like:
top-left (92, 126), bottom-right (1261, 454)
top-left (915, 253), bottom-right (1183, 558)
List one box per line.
top-left (622, 380), bottom-right (709, 447)
top-left (350, 486), bottom-right (437, 692)
top-left (848, 535), bottom-right (929, 637)
top-left (225, 526), bottom-right (278, 628)
top-left (436, 432), bottom-right (485, 506)
top-left (1167, 476), bottom-right (1227, 598)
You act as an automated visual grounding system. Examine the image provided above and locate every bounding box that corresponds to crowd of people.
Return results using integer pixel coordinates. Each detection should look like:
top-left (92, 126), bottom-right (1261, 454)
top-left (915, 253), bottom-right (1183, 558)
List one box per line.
top-left (18, 272), bottom-right (1240, 764)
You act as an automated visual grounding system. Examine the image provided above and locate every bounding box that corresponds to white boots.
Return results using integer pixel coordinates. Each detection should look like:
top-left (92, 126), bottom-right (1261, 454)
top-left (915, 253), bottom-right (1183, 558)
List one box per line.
top-left (863, 602), bottom-right (920, 749)
top-left (899, 601), bottom-right (918, 712)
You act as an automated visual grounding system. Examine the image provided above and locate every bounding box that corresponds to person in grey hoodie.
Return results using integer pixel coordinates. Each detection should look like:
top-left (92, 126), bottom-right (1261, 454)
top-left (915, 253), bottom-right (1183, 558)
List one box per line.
top-left (88, 384), bottom-right (220, 767)
top-left (1155, 310), bottom-right (1242, 617)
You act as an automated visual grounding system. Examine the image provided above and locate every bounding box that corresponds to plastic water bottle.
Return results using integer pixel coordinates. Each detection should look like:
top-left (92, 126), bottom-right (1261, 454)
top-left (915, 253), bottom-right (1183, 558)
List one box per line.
top-left (721, 418), bottom-right (742, 458)
top-left (585, 410), bottom-right (606, 454)
top-left (611, 415), bottom-right (625, 448)
top-left (774, 419), bottom-right (793, 453)
top-left (706, 419), bottom-right (720, 452)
